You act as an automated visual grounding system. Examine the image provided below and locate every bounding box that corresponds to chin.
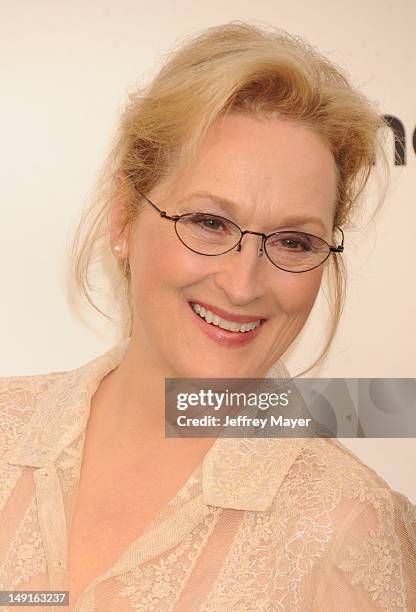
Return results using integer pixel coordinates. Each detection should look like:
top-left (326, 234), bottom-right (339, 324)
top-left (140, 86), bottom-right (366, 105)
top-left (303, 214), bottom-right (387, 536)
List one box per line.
top-left (181, 357), bottom-right (258, 379)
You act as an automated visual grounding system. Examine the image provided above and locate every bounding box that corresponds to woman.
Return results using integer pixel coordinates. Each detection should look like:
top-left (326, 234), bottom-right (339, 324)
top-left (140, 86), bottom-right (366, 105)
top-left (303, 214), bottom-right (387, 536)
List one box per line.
top-left (1, 21), bottom-right (415, 612)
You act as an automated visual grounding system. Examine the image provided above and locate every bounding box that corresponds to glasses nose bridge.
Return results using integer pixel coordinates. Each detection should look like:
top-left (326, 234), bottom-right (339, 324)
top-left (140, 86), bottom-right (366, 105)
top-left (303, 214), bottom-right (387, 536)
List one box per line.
top-left (236, 229), bottom-right (267, 256)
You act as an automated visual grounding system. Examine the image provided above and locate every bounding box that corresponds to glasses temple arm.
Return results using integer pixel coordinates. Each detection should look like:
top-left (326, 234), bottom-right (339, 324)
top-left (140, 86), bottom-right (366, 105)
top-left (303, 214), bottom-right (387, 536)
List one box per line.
top-left (136, 189), bottom-right (180, 222)
top-left (329, 226), bottom-right (344, 253)
top-left (135, 189), bottom-right (167, 217)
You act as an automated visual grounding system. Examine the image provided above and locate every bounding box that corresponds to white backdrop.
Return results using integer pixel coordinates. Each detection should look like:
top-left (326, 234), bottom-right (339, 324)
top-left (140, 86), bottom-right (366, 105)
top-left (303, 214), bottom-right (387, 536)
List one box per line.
top-left (1, 0), bottom-right (415, 502)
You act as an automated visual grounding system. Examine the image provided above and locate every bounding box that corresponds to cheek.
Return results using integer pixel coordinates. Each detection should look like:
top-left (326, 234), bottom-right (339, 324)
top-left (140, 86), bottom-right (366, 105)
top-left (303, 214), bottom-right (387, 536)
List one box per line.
top-left (130, 227), bottom-right (202, 298)
top-left (276, 268), bottom-right (323, 315)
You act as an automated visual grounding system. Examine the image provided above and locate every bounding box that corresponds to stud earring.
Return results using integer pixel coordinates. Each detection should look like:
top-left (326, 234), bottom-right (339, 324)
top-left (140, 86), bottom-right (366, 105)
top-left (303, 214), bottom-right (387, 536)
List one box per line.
top-left (113, 244), bottom-right (122, 254)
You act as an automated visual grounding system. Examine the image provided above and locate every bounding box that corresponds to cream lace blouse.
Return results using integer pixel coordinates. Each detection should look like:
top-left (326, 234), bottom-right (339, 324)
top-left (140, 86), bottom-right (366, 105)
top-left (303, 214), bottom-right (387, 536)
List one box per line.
top-left (1, 339), bottom-right (415, 611)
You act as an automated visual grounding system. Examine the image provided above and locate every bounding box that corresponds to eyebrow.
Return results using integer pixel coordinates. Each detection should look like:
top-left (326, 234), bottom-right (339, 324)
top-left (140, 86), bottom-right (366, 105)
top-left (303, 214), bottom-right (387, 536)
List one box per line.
top-left (176, 191), bottom-right (327, 233)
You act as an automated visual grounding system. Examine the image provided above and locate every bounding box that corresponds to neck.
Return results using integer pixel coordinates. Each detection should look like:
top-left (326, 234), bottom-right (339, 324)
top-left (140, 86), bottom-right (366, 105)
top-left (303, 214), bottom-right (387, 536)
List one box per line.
top-left (89, 337), bottom-right (215, 460)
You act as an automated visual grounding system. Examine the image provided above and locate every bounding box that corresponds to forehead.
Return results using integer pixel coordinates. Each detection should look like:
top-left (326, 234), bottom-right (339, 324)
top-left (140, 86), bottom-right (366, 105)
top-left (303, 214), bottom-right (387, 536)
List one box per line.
top-left (169, 114), bottom-right (337, 226)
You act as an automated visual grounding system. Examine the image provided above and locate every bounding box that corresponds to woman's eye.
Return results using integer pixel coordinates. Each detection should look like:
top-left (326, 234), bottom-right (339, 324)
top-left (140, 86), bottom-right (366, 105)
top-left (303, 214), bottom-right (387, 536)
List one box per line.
top-left (195, 215), bottom-right (225, 231)
top-left (268, 235), bottom-right (310, 251)
top-left (281, 238), bottom-right (308, 250)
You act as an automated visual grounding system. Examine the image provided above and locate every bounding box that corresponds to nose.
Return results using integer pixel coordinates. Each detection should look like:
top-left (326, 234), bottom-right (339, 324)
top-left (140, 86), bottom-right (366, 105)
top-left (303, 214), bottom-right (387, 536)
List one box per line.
top-left (213, 233), bottom-right (267, 305)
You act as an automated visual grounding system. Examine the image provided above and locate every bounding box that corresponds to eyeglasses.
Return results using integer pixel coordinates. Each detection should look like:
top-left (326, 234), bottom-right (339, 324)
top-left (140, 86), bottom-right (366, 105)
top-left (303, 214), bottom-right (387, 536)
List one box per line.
top-left (136, 190), bottom-right (344, 273)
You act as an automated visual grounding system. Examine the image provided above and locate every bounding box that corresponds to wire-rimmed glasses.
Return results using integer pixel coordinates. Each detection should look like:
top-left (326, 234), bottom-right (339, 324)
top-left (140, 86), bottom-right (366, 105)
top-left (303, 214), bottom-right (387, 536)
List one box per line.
top-left (136, 190), bottom-right (344, 273)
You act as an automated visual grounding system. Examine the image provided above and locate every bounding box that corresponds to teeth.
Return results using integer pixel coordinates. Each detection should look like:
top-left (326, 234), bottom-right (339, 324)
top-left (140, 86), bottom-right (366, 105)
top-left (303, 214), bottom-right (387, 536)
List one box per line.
top-left (191, 303), bottom-right (262, 333)
top-left (205, 311), bottom-right (214, 324)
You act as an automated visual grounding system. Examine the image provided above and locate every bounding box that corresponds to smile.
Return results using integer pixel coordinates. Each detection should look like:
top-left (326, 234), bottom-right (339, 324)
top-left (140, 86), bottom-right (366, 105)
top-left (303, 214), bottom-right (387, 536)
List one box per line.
top-left (187, 301), bottom-right (266, 349)
top-left (191, 303), bottom-right (261, 333)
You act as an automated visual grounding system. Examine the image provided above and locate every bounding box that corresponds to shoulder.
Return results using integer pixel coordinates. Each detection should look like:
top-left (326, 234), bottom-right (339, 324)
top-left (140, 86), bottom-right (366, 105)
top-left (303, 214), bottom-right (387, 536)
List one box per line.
top-left (287, 436), bottom-right (416, 531)
top-left (287, 438), bottom-right (416, 610)
top-left (0, 370), bottom-right (66, 393)
top-left (276, 435), bottom-right (416, 558)
top-left (0, 371), bottom-right (66, 459)
top-left (291, 436), bottom-right (411, 497)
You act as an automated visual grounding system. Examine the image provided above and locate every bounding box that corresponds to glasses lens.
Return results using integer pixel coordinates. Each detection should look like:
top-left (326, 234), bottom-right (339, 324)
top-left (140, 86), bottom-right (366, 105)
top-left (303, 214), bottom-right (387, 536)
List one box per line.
top-left (176, 213), bottom-right (241, 255)
top-left (265, 231), bottom-right (330, 272)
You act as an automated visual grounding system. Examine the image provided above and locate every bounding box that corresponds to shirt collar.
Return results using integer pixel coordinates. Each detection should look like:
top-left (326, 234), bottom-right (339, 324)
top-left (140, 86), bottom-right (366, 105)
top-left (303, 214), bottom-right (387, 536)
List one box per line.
top-left (4, 338), bottom-right (309, 512)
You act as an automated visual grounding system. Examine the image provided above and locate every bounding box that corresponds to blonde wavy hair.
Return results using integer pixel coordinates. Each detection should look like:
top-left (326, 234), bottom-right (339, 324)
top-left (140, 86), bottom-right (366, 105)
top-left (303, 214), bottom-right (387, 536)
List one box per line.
top-left (70, 21), bottom-right (390, 376)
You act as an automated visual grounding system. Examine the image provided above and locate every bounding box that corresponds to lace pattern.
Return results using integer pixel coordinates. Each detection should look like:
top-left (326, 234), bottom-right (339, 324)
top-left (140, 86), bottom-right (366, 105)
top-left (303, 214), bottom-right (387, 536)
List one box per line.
top-left (0, 343), bottom-right (415, 611)
top-left (199, 438), bottom-right (416, 611)
top-left (116, 507), bottom-right (222, 610)
top-left (0, 497), bottom-right (47, 590)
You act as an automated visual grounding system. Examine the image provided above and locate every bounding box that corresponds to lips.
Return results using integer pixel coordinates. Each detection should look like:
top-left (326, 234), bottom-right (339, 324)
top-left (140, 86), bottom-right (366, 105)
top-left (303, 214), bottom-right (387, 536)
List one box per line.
top-left (187, 300), bottom-right (266, 324)
top-left (187, 300), bottom-right (266, 348)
